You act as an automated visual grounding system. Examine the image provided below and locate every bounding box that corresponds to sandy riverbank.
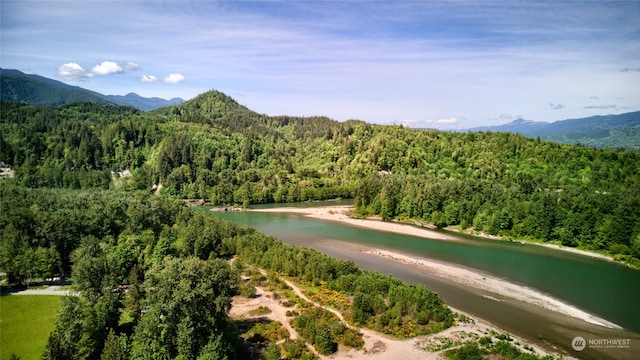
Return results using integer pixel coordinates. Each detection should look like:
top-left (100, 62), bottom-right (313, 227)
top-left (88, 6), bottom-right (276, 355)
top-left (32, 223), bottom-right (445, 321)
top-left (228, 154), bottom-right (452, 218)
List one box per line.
top-left (250, 205), bottom-right (616, 263)
top-left (249, 205), bottom-right (622, 329)
top-left (366, 249), bottom-right (621, 330)
top-left (250, 205), bottom-right (459, 241)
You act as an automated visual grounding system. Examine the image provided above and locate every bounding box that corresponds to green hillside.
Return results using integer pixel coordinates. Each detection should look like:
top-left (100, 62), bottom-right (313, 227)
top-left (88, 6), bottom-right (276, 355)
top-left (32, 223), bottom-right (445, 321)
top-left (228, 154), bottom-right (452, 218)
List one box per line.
top-left (2, 90), bottom-right (639, 267)
top-left (0, 68), bottom-right (183, 110)
top-left (0, 68), bottom-right (118, 106)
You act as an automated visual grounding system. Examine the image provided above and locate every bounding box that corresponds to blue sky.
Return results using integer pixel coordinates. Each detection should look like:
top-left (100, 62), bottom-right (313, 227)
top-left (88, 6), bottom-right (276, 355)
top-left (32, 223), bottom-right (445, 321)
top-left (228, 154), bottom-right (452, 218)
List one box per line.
top-left (2, 1), bottom-right (639, 128)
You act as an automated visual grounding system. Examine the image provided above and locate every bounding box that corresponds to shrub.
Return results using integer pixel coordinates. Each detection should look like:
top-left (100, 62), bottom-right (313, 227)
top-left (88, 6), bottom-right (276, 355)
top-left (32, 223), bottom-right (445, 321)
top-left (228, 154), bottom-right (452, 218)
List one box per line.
top-left (609, 244), bottom-right (630, 255)
top-left (314, 328), bottom-right (337, 355)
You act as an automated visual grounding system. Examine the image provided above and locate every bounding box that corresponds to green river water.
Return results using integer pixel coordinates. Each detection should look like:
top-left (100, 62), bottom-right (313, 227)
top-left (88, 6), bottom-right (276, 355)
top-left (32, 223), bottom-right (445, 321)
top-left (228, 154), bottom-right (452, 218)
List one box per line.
top-left (202, 201), bottom-right (640, 359)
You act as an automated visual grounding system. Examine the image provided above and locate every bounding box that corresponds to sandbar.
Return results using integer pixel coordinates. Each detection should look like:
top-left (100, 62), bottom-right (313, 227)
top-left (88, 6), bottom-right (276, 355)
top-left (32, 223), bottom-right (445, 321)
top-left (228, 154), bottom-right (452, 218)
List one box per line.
top-left (249, 205), bottom-right (622, 329)
top-left (250, 205), bottom-right (458, 241)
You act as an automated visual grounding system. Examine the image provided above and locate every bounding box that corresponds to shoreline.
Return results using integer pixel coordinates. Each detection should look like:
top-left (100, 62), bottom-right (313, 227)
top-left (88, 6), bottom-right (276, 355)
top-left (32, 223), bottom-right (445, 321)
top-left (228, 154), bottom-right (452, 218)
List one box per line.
top-left (230, 266), bottom-right (570, 360)
top-left (365, 248), bottom-right (621, 330)
top-left (249, 205), bottom-right (622, 329)
top-left (249, 204), bottom-right (617, 264)
top-left (250, 205), bottom-right (459, 241)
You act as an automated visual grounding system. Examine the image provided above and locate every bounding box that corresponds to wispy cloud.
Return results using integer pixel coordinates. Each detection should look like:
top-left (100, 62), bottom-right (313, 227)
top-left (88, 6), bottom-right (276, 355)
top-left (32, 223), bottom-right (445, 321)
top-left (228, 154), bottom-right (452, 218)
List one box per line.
top-left (419, 117), bottom-right (460, 129)
top-left (549, 103), bottom-right (565, 110)
top-left (124, 62), bottom-right (140, 71)
top-left (139, 75), bottom-right (157, 83)
top-left (584, 104), bottom-right (617, 109)
top-left (619, 67), bottom-right (640, 73)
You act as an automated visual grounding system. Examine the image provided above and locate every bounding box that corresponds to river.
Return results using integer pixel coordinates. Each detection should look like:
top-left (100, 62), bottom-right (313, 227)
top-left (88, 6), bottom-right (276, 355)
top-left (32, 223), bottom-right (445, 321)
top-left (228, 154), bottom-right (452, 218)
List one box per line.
top-left (202, 201), bottom-right (640, 359)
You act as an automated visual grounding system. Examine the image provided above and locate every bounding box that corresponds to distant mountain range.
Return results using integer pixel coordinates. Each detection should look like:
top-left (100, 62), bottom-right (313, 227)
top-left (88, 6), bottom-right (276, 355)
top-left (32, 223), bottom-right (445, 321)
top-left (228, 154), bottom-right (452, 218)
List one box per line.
top-left (463, 112), bottom-right (640, 150)
top-left (0, 68), bottom-right (183, 110)
top-left (106, 92), bottom-right (183, 111)
top-left (2, 68), bottom-right (638, 149)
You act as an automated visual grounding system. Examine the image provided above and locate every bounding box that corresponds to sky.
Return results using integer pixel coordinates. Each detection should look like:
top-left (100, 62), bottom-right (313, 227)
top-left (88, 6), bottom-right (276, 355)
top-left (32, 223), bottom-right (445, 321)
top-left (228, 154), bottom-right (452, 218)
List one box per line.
top-left (1, 1), bottom-right (639, 129)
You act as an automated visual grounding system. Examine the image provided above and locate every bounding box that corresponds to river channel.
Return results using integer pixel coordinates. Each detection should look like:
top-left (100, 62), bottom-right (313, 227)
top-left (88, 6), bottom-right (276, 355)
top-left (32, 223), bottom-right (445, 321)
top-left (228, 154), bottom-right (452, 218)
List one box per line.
top-left (202, 201), bottom-right (640, 359)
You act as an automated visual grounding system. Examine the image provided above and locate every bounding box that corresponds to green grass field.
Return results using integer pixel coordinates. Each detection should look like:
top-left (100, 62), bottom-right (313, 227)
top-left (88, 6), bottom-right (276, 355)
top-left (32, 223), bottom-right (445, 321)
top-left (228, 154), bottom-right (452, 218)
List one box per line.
top-left (0, 295), bottom-right (61, 360)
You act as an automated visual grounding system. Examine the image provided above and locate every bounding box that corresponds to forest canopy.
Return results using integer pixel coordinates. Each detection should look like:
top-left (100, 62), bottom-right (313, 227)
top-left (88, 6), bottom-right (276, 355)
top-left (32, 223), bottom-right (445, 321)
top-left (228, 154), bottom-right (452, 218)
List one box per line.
top-left (2, 92), bottom-right (639, 263)
top-left (1, 187), bottom-right (453, 359)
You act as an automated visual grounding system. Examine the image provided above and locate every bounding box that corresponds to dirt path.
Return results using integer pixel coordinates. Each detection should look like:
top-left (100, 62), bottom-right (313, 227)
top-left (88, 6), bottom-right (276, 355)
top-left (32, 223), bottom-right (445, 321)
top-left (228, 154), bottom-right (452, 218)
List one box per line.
top-left (229, 271), bottom-right (323, 357)
top-left (9, 285), bottom-right (75, 296)
top-left (230, 268), bottom-right (564, 360)
top-left (233, 285), bottom-right (300, 339)
top-left (282, 277), bottom-right (435, 359)
top-left (231, 269), bottom-right (450, 359)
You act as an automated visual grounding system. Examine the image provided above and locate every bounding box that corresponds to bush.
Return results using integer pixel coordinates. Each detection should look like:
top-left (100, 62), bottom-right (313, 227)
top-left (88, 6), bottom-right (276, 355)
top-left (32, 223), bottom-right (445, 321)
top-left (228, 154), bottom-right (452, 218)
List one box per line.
top-left (314, 328), bottom-right (337, 355)
top-left (609, 244), bottom-right (630, 255)
top-left (330, 321), bottom-right (345, 336)
top-left (261, 343), bottom-right (281, 360)
top-left (341, 328), bottom-right (364, 348)
top-left (447, 341), bottom-right (483, 360)
top-left (478, 336), bottom-right (493, 347)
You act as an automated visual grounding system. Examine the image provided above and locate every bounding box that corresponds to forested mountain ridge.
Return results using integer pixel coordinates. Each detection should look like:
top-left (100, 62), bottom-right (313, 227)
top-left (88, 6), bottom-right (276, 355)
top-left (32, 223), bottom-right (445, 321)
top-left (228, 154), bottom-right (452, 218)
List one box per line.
top-left (464, 111), bottom-right (640, 150)
top-left (0, 68), bottom-right (184, 110)
top-left (2, 89), bottom-right (639, 266)
top-left (0, 68), bottom-right (118, 106)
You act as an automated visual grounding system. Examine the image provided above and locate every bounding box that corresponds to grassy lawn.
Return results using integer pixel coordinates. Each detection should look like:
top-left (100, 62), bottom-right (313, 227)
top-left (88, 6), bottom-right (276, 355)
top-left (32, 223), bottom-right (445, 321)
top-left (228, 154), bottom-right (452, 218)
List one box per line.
top-left (0, 295), bottom-right (61, 360)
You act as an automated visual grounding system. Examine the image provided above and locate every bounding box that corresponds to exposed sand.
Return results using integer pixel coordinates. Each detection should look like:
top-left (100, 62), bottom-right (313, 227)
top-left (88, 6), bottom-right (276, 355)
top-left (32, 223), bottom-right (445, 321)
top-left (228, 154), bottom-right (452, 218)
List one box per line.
top-left (534, 242), bottom-right (614, 262)
top-left (366, 249), bottom-right (621, 330)
top-left (230, 268), bottom-right (567, 360)
top-left (251, 205), bottom-right (617, 263)
top-left (251, 205), bottom-right (458, 241)
top-left (249, 205), bottom-right (622, 330)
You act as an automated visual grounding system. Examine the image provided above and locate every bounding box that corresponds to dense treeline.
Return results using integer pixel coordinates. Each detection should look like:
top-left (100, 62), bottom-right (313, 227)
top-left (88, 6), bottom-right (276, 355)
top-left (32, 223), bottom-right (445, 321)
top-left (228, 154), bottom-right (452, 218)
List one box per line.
top-left (2, 90), bottom-right (639, 262)
top-left (352, 128), bottom-right (640, 265)
top-left (1, 186), bottom-right (453, 359)
top-left (0, 187), bottom-right (246, 359)
top-left (0, 186), bottom-right (182, 283)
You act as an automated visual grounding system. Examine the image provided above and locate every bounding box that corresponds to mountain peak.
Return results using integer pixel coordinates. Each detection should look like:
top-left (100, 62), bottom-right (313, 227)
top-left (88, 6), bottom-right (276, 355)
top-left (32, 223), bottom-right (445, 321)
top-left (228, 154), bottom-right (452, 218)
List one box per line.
top-left (178, 90), bottom-right (250, 114)
top-left (505, 118), bottom-right (542, 126)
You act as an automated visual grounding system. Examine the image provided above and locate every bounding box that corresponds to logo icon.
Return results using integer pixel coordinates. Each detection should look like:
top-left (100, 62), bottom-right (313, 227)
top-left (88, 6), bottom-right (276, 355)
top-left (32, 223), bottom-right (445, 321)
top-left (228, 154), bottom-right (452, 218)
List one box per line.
top-left (572, 336), bottom-right (586, 351)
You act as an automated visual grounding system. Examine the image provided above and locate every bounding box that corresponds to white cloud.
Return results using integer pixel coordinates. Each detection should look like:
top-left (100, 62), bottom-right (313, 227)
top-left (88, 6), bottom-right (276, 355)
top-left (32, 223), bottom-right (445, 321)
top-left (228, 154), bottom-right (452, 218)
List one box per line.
top-left (434, 117), bottom-right (458, 125)
top-left (549, 103), bottom-right (565, 110)
top-left (57, 60), bottom-right (143, 81)
top-left (91, 61), bottom-right (123, 75)
top-left (384, 119), bottom-right (417, 127)
top-left (420, 117), bottom-right (459, 129)
top-left (124, 62), bottom-right (140, 71)
top-left (57, 62), bottom-right (93, 80)
top-left (163, 73), bottom-right (185, 84)
top-left (139, 74), bottom-right (157, 82)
